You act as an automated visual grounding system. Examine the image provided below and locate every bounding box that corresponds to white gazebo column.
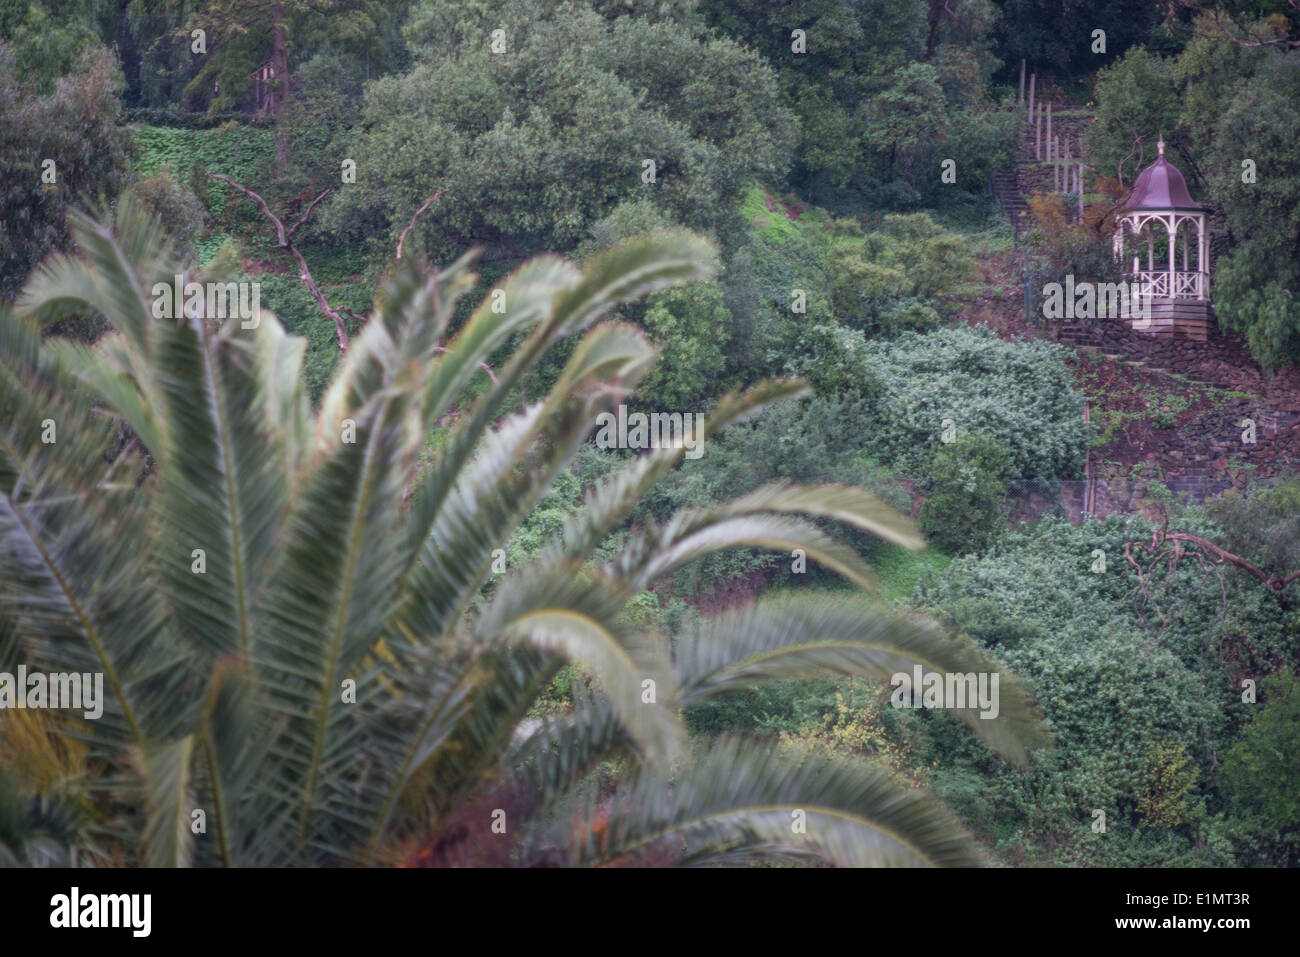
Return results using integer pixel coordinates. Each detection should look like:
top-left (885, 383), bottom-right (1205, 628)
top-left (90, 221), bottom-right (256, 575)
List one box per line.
top-left (1183, 223), bottom-right (1190, 298)
top-left (1198, 216), bottom-right (1206, 299)
top-left (1167, 215), bottom-right (1176, 284)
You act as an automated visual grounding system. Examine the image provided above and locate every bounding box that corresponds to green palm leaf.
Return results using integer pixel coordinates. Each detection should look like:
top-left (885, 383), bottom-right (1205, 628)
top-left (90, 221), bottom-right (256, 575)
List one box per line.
top-left (560, 736), bottom-right (987, 867)
top-left (675, 594), bottom-right (1051, 767)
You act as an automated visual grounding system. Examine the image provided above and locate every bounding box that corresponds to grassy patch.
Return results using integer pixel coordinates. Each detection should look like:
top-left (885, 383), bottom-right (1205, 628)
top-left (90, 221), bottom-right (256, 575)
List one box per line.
top-left (870, 544), bottom-right (952, 603)
top-left (738, 182), bottom-right (808, 244)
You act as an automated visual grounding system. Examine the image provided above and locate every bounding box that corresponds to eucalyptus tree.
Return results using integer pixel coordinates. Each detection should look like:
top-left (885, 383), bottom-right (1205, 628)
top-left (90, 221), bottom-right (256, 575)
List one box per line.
top-left (0, 201), bottom-right (1048, 866)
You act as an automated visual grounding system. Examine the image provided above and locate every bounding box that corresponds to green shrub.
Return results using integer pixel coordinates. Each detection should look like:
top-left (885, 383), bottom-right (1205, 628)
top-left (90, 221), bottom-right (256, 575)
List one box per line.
top-left (918, 432), bottom-right (1013, 555)
top-left (910, 512), bottom-right (1296, 866)
top-left (858, 325), bottom-right (1088, 479)
top-left (123, 167), bottom-right (205, 265)
top-left (1223, 669), bottom-right (1300, 832)
top-left (637, 284), bottom-right (732, 412)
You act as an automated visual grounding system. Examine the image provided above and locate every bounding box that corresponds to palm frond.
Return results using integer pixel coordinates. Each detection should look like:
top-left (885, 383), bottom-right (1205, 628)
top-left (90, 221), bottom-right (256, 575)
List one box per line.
top-left (614, 513), bottom-right (881, 593)
top-left (534, 379), bottom-right (814, 568)
top-left (140, 735), bottom-right (196, 868)
top-left (401, 321), bottom-right (655, 642)
top-left (476, 562), bottom-right (683, 768)
top-left (560, 736), bottom-right (988, 867)
top-left (675, 594), bottom-right (1052, 767)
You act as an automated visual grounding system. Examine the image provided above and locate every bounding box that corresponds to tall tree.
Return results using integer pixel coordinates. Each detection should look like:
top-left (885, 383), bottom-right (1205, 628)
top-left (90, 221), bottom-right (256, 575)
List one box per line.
top-left (183, 0), bottom-right (403, 168)
top-left (0, 46), bottom-right (134, 302)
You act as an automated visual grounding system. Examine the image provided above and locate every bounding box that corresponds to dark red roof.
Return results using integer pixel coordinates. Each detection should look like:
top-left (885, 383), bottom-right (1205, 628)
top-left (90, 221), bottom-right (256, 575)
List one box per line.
top-left (1124, 147), bottom-right (1204, 211)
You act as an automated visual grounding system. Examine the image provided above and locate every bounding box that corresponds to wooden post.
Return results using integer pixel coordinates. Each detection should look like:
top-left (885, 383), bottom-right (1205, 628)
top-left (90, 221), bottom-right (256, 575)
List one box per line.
top-left (1035, 104), bottom-right (1042, 160)
top-left (1028, 73), bottom-right (1036, 124)
top-left (1047, 102), bottom-right (1053, 162)
top-left (1054, 150), bottom-right (1060, 193)
top-left (1019, 59), bottom-right (1026, 109)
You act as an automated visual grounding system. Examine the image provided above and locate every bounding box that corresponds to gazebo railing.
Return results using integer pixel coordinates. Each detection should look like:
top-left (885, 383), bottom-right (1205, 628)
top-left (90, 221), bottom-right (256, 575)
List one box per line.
top-left (1133, 269), bottom-right (1206, 300)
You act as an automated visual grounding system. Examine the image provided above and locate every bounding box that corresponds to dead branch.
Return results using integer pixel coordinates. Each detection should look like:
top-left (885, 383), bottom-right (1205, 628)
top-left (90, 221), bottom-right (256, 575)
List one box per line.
top-left (1154, 529), bottom-right (1300, 592)
top-left (1115, 518), bottom-right (1300, 645)
top-left (207, 173), bottom-right (351, 352)
top-left (396, 190), bottom-right (448, 261)
top-left (288, 188), bottom-right (333, 242)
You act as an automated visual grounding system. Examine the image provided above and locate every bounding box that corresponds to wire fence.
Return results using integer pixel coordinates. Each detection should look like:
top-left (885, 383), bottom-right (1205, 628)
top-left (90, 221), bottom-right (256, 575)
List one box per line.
top-left (1004, 474), bottom-right (1274, 524)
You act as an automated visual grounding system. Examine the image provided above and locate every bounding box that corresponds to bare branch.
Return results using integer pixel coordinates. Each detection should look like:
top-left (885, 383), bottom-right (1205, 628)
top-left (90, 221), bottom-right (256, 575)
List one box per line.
top-left (208, 172), bottom-right (287, 246)
top-left (287, 188), bottom-right (333, 242)
top-left (207, 173), bottom-right (350, 351)
top-left (396, 190), bottom-right (448, 261)
top-left (1125, 527), bottom-right (1300, 594)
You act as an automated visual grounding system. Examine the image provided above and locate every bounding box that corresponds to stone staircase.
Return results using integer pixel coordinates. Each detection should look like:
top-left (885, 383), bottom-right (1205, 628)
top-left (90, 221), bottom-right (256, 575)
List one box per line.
top-left (992, 102), bottom-right (1097, 240)
top-left (990, 169), bottom-right (1029, 239)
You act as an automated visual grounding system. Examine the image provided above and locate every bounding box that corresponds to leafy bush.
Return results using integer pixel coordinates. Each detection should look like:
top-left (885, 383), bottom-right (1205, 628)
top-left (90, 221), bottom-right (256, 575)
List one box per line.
top-left (122, 167), bottom-right (205, 264)
top-left (918, 432), bottom-right (1013, 554)
top-left (826, 212), bottom-right (974, 336)
top-left (1222, 669), bottom-right (1300, 864)
top-left (857, 324), bottom-right (1088, 479)
top-left (636, 284), bottom-right (732, 412)
top-left (0, 46), bottom-right (134, 300)
top-left (912, 513), bottom-right (1297, 865)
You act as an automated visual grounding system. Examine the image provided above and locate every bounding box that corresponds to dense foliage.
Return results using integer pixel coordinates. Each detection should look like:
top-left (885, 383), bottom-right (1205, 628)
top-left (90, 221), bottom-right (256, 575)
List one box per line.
top-left (3, 0), bottom-right (1297, 874)
top-left (913, 503), bottom-right (1299, 866)
top-left (918, 432), bottom-right (1015, 554)
top-left (856, 325), bottom-right (1089, 479)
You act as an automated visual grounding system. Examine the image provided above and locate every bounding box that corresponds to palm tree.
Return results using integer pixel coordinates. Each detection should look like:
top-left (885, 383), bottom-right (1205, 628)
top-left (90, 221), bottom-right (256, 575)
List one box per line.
top-left (0, 200), bottom-right (1049, 867)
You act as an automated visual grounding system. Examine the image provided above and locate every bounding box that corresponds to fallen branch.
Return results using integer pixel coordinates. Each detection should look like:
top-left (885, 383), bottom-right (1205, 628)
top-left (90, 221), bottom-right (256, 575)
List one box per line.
top-left (207, 173), bottom-right (350, 351)
top-left (1152, 529), bottom-right (1300, 593)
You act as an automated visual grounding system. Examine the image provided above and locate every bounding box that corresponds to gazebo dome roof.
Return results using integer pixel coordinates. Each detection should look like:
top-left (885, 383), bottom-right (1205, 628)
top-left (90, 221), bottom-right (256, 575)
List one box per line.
top-left (1123, 139), bottom-right (1204, 212)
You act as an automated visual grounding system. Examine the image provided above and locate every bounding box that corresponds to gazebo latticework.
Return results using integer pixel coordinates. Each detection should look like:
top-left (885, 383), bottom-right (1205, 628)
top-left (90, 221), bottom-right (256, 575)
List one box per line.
top-left (1112, 139), bottom-right (1212, 341)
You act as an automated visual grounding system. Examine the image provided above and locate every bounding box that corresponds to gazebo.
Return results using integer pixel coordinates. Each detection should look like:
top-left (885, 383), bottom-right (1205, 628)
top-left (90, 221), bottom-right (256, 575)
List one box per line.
top-left (1112, 138), bottom-right (1212, 341)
